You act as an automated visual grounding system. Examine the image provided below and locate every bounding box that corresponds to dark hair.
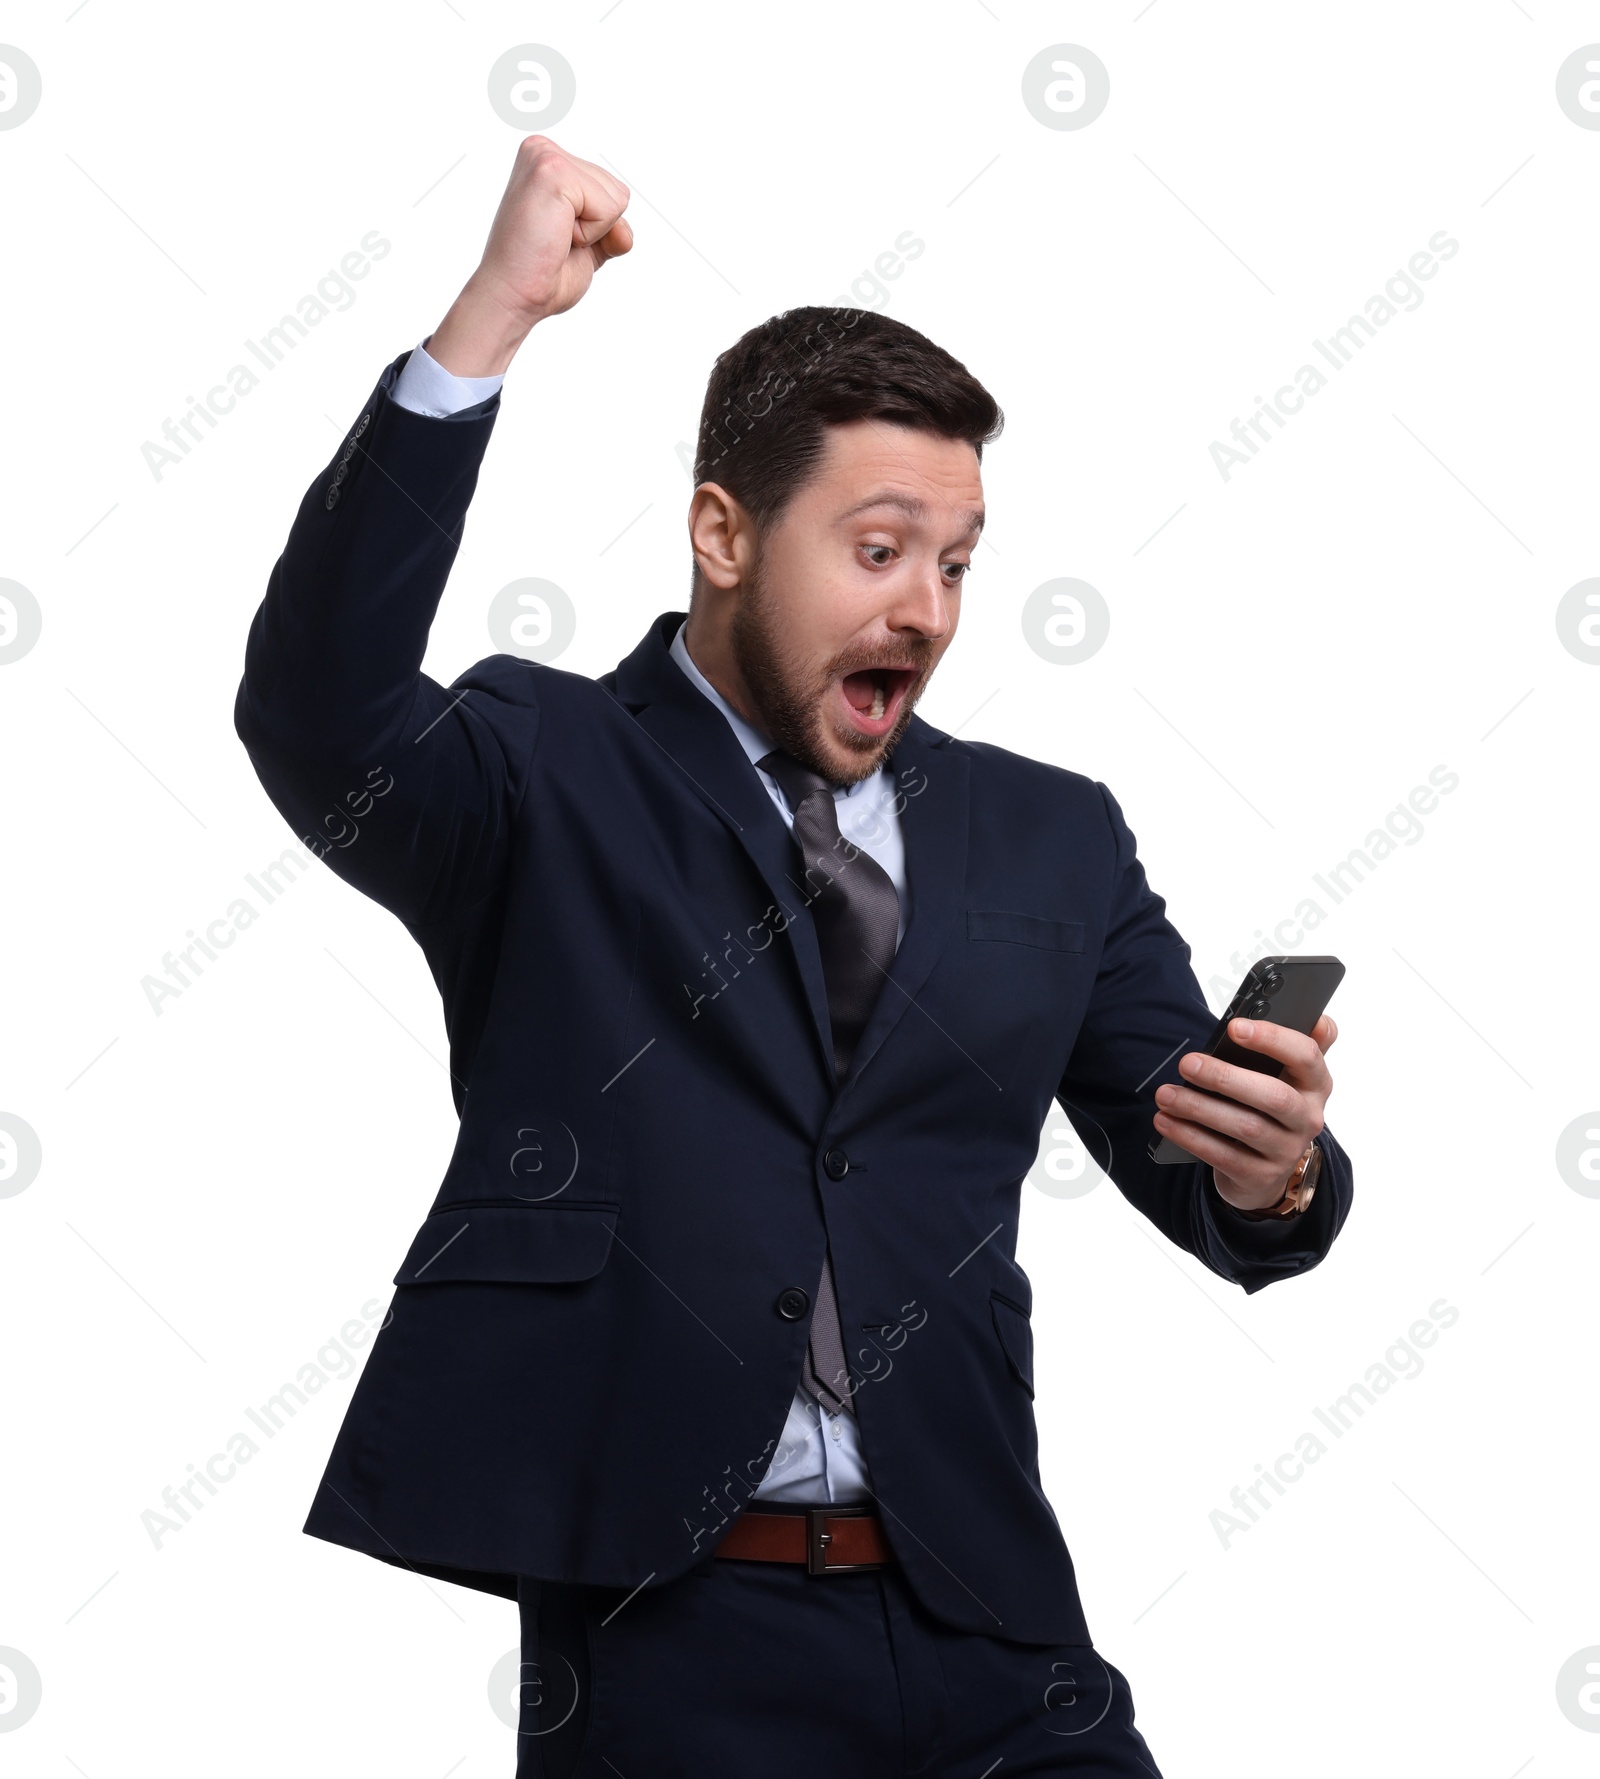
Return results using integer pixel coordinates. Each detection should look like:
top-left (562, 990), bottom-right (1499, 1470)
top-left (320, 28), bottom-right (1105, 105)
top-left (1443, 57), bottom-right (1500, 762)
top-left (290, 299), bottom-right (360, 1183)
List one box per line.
top-left (691, 306), bottom-right (1003, 559)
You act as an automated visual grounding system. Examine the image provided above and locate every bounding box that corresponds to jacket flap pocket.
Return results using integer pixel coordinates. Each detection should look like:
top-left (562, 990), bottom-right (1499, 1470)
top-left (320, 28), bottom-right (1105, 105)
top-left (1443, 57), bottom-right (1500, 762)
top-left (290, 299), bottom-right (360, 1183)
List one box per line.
top-left (393, 1204), bottom-right (619, 1285)
top-left (966, 910), bottom-right (1085, 953)
top-left (990, 1290), bottom-right (1035, 1398)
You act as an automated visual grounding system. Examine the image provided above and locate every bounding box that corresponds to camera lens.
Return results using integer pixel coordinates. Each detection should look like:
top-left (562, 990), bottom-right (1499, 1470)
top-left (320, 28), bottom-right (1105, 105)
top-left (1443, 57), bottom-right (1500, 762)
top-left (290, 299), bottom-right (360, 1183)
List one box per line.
top-left (1257, 966), bottom-right (1284, 995)
top-left (1245, 996), bottom-right (1272, 1018)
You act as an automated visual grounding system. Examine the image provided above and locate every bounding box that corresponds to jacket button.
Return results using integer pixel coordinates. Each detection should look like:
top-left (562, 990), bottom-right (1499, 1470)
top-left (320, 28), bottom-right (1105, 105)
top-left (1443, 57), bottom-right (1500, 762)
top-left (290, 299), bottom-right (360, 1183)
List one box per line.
top-left (324, 486), bottom-right (341, 510)
top-left (776, 1287), bottom-right (810, 1321)
top-left (823, 1148), bottom-right (850, 1180)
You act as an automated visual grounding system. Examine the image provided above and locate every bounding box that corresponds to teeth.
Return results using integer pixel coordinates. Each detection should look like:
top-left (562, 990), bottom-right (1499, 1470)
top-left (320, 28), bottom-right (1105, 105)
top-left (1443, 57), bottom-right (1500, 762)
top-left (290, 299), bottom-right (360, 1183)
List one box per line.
top-left (870, 683), bottom-right (885, 720)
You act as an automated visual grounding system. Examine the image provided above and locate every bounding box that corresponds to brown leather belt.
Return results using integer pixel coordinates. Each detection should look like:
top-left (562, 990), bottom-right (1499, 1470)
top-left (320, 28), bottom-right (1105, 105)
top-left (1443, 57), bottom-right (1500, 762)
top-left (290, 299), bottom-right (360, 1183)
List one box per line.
top-left (715, 1505), bottom-right (892, 1574)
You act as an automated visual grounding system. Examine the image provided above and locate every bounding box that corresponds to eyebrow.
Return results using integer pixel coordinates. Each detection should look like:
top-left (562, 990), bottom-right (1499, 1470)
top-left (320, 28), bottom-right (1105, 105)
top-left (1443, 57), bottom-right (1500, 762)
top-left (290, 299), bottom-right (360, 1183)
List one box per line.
top-left (838, 490), bottom-right (986, 536)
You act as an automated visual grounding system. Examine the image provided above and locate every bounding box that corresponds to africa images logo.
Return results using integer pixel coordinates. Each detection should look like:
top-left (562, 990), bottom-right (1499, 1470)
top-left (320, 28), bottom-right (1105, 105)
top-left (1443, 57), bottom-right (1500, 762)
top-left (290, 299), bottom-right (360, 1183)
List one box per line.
top-left (1208, 231), bottom-right (1459, 483)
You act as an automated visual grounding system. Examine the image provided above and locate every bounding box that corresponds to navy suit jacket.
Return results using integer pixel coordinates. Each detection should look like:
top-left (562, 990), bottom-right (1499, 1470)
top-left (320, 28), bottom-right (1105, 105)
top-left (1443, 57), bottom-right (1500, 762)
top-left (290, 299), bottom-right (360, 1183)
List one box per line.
top-left (234, 350), bottom-right (1353, 1646)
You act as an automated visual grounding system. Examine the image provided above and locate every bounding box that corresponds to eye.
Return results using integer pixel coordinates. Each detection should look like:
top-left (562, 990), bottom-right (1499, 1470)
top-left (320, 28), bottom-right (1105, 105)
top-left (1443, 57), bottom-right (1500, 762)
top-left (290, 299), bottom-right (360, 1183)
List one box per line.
top-left (862, 544), bottom-right (895, 567)
top-left (942, 561), bottom-right (971, 582)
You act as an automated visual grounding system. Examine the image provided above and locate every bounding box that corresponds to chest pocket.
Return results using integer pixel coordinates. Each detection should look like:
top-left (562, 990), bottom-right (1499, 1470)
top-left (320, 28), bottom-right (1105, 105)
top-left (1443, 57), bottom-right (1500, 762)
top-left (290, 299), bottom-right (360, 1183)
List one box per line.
top-left (966, 911), bottom-right (1085, 952)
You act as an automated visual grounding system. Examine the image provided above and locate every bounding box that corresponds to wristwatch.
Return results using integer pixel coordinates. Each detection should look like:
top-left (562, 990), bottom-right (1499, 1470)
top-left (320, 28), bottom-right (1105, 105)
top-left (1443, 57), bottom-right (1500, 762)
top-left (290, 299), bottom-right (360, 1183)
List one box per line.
top-left (1231, 1138), bottom-right (1322, 1220)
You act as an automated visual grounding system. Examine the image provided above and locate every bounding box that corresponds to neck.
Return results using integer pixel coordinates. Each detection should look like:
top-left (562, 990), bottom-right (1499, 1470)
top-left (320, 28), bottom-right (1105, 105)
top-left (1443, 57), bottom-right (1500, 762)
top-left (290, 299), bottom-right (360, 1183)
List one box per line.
top-left (682, 601), bottom-right (765, 732)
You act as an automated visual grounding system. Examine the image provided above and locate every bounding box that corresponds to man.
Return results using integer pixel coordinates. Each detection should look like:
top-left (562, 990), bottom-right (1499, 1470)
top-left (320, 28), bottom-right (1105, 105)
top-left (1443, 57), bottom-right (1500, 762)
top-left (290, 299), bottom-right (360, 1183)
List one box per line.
top-left (235, 137), bottom-right (1350, 1775)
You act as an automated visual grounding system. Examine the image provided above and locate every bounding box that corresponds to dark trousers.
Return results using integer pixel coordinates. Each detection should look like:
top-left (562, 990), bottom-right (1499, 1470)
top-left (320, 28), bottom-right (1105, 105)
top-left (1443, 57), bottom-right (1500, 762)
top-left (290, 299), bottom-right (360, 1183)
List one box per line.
top-left (515, 1556), bottom-right (1164, 1777)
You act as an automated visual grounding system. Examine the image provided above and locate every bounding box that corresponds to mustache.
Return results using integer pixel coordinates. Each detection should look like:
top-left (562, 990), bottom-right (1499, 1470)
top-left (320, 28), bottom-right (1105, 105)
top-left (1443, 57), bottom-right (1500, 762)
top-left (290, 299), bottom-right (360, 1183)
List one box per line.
top-left (825, 643), bottom-right (935, 679)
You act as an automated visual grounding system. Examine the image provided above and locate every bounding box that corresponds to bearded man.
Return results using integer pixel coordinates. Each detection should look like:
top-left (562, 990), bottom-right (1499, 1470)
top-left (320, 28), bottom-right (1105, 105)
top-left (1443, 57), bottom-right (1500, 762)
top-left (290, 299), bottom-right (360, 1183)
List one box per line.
top-left (235, 135), bottom-right (1350, 1777)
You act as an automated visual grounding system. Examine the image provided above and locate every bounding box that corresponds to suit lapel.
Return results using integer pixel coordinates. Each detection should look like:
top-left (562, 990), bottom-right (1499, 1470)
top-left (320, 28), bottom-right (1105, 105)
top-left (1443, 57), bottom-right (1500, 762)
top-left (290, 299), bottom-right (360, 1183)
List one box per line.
top-left (612, 615), bottom-right (838, 1084)
top-left (608, 617), bottom-right (973, 1097)
top-left (841, 717), bottom-right (971, 1091)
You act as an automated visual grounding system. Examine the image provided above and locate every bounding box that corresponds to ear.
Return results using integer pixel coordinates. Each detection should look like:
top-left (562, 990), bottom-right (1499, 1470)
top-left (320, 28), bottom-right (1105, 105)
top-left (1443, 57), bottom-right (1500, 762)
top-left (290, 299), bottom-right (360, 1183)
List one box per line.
top-left (688, 482), bottom-right (754, 593)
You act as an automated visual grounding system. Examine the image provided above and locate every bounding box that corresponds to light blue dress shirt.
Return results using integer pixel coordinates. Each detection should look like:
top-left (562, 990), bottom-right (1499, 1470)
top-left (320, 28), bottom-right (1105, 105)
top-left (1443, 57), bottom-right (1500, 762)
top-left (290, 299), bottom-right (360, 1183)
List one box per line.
top-left (390, 339), bottom-right (915, 1505)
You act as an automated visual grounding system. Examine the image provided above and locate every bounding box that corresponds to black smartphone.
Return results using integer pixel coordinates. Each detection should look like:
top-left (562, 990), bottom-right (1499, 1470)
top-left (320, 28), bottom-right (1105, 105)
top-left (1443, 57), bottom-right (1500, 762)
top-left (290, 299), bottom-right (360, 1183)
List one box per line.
top-left (1147, 955), bottom-right (1346, 1164)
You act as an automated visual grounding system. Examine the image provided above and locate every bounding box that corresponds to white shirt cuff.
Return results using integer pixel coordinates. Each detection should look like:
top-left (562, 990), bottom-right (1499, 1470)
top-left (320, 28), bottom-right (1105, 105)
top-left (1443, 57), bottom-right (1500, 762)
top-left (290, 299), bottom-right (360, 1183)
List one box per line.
top-left (390, 337), bottom-right (506, 418)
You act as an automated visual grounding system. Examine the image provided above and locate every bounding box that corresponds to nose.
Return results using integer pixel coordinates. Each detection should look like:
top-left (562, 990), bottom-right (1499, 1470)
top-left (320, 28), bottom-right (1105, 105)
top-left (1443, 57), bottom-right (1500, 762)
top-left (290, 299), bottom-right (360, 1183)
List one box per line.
top-left (889, 562), bottom-right (955, 641)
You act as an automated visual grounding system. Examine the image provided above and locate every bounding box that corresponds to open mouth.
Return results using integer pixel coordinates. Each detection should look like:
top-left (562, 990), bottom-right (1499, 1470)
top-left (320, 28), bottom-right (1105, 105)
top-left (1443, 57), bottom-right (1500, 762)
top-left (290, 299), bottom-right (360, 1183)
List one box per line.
top-left (838, 666), bottom-right (919, 739)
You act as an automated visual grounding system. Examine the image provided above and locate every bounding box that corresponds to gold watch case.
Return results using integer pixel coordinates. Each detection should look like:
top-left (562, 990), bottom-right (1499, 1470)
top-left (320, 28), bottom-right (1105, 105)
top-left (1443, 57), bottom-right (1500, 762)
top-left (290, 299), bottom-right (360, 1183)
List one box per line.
top-left (1233, 1139), bottom-right (1322, 1220)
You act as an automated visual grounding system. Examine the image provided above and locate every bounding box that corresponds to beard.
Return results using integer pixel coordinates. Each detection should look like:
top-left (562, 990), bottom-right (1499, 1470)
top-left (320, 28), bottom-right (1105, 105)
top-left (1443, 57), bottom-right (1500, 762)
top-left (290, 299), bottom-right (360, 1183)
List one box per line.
top-left (728, 547), bottom-right (936, 788)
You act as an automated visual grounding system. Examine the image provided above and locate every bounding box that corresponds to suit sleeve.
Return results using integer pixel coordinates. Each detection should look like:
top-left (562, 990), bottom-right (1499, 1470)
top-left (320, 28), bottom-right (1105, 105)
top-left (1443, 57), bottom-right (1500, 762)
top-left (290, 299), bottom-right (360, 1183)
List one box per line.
top-left (1055, 780), bottom-right (1354, 1294)
top-left (233, 349), bottom-right (540, 932)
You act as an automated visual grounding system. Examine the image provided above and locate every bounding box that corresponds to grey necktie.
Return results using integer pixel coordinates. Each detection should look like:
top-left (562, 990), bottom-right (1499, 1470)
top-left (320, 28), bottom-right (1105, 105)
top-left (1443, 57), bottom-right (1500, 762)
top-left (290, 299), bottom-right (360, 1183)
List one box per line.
top-left (759, 750), bottom-right (901, 1418)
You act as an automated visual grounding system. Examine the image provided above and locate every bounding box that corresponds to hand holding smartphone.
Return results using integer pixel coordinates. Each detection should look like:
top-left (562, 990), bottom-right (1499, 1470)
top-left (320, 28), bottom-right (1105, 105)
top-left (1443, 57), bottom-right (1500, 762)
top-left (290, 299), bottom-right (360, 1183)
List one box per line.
top-left (1148, 955), bottom-right (1345, 1164)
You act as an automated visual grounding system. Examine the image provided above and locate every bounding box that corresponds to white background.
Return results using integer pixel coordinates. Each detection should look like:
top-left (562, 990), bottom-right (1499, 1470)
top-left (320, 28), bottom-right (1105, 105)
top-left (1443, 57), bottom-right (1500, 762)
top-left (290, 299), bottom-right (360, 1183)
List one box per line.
top-left (2, 2), bottom-right (1596, 1773)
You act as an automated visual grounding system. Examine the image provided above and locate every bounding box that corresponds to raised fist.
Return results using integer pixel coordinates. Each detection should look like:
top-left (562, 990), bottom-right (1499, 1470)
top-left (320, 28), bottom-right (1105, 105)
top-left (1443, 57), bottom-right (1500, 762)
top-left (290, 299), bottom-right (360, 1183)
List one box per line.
top-left (475, 136), bottom-right (633, 324)
top-left (428, 136), bottom-right (633, 374)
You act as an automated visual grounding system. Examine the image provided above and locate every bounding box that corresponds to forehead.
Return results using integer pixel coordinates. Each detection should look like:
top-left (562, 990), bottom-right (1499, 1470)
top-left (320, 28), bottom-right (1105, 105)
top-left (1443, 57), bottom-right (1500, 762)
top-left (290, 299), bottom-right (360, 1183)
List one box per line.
top-left (802, 419), bottom-right (984, 525)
